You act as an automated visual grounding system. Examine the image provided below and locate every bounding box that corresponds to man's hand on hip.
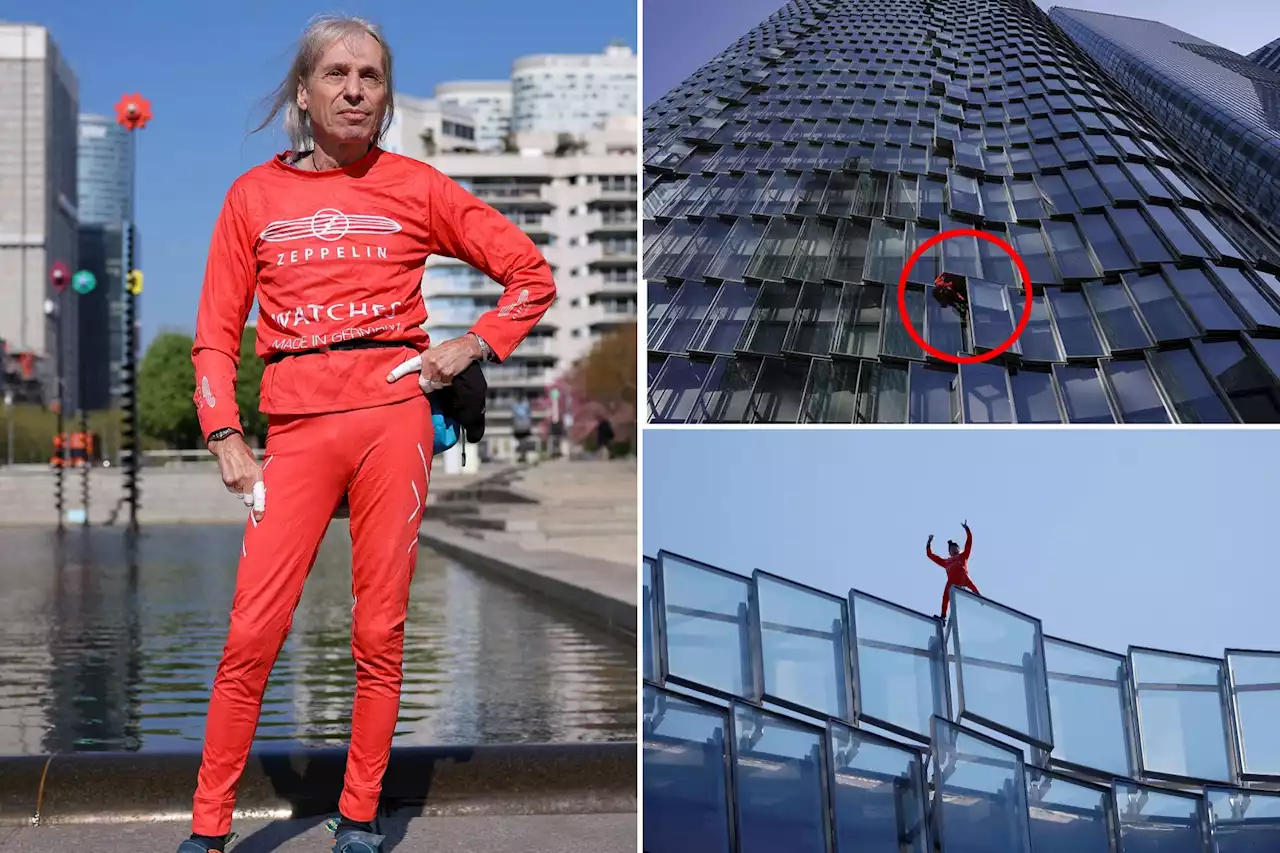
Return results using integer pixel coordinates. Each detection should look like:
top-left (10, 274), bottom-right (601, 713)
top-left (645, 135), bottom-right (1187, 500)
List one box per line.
top-left (210, 432), bottom-right (265, 522)
top-left (386, 335), bottom-right (483, 394)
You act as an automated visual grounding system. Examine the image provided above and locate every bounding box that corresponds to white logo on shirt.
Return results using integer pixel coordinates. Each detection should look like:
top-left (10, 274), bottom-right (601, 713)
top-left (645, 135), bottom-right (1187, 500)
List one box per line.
top-left (260, 208), bottom-right (403, 243)
top-left (201, 376), bottom-right (216, 408)
top-left (498, 288), bottom-right (532, 318)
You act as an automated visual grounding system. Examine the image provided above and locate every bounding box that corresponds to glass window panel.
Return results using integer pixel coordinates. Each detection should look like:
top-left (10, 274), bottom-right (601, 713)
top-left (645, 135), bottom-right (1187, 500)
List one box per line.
top-left (1154, 165), bottom-right (1200, 202)
top-left (887, 174), bottom-right (919, 219)
top-left (743, 218), bottom-right (803, 283)
top-left (826, 219), bottom-right (871, 284)
top-left (1008, 224), bottom-right (1059, 285)
top-left (883, 286), bottom-right (927, 360)
top-left (866, 219), bottom-right (907, 284)
top-left (908, 363), bottom-right (960, 424)
top-left (754, 172), bottom-right (804, 216)
top-left (820, 172), bottom-right (857, 218)
top-left (961, 362), bottom-right (1014, 424)
top-left (1146, 348), bottom-right (1232, 424)
top-left (949, 171), bottom-right (984, 217)
top-left (1114, 782), bottom-right (1207, 853)
top-left (689, 174), bottom-right (741, 217)
top-left (1009, 178), bottom-right (1046, 219)
top-left (951, 591), bottom-right (1053, 749)
top-left (755, 573), bottom-right (850, 719)
top-left (1054, 364), bottom-right (1116, 424)
top-left (648, 279), bottom-right (680, 324)
top-left (643, 687), bottom-right (733, 853)
top-left (655, 281), bottom-right (722, 355)
top-left (1044, 220), bottom-right (1100, 280)
top-left (1044, 639), bottom-right (1132, 777)
top-left (643, 558), bottom-right (657, 682)
top-left (1026, 772), bottom-right (1114, 853)
top-left (1038, 173), bottom-right (1077, 216)
top-left (1093, 162), bottom-right (1139, 204)
top-left (785, 218), bottom-right (838, 283)
top-left (1112, 207), bottom-right (1174, 264)
top-left (919, 177), bottom-right (947, 219)
top-left (1249, 334), bottom-right (1280, 381)
top-left (724, 173), bottom-right (771, 217)
top-left (1130, 649), bottom-right (1232, 782)
top-left (696, 358), bottom-right (761, 424)
top-left (732, 704), bottom-right (828, 853)
top-left (1011, 369), bottom-right (1064, 423)
top-left (1032, 140), bottom-right (1064, 170)
top-left (851, 593), bottom-right (948, 740)
top-left (1084, 281), bottom-right (1151, 351)
top-left (791, 173), bottom-right (831, 217)
top-left (1197, 339), bottom-right (1280, 422)
top-left (659, 553), bottom-right (755, 697)
top-left (932, 718), bottom-right (1034, 853)
top-left (1181, 207), bottom-right (1245, 260)
top-left (902, 144), bottom-right (929, 175)
top-left (1064, 165), bottom-right (1109, 210)
top-left (926, 281), bottom-right (968, 359)
top-left (693, 282), bottom-right (759, 355)
top-left (1010, 292), bottom-right (1063, 361)
top-left (1123, 271), bottom-right (1197, 341)
top-left (982, 181), bottom-right (1015, 222)
top-left (1008, 146), bottom-right (1036, 175)
top-left (968, 279), bottom-right (1016, 351)
top-left (1211, 266), bottom-right (1280, 329)
top-left (1055, 134), bottom-right (1090, 163)
top-left (1145, 205), bottom-right (1208, 259)
top-left (801, 359), bottom-right (860, 424)
top-left (1126, 162), bottom-right (1171, 200)
top-left (1227, 652), bottom-right (1280, 778)
top-left (830, 723), bottom-right (929, 853)
top-left (1103, 360), bottom-right (1172, 423)
top-left (852, 172), bottom-right (891, 218)
top-left (1165, 267), bottom-right (1244, 333)
top-left (834, 283), bottom-right (884, 358)
top-left (941, 226), bottom-right (983, 279)
top-left (1208, 787), bottom-right (1280, 853)
top-left (649, 357), bottom-right (712, 424)
top-left (855, 361), bottom-right (909, 424)
top-left (908, 223), bottom-right (940, 285)
top-left (644, 219), bottom-right (701, 280)
top-left (746, 358), bottom-right (807, 424)
top-left (1079, 213), bottom-right (1133, 272)
top-left (704, 219), bottom-right (768, 285)
top-left (1082, 132), bottom-right (1120, 160)
top-left (738, 282), bottom-right (800, 356)
top-left (1046, 289), bottom-right (1106, 357)
top-left (785, 283), bottom-right (841, 356)
top-left (672, 219), bottom-right (736, 282)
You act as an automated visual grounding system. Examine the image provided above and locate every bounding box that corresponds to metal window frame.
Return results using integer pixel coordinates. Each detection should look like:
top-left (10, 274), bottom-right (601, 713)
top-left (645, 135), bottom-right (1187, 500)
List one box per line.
top-left (655, 550), bottom-right (759, 702)
top-left (1025, 765), bottom-right (1120, 853)
top-left (929, 714), bottom-right (1035, 853)
top-left (848, 587), bottom-right (952, 744)
top-left (828, 717), bottom-right (932, 853)
top-left (750, 568), bottom-right (855, 723)
top-left (1223, 648), bottom-right (1280, 783)
top-left (1111, 777), bottom-right (1212, 853)
top-left (1042, 633), bottom-right (1138, 781)
top-left (1127, 644), bottom-right (1238, 787)
top-left (949, 586), bottom-right (1056, 752)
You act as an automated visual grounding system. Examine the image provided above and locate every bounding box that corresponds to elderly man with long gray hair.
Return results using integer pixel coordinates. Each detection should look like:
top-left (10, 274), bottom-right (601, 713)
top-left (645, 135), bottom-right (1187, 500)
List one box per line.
top-left (180, 15), bottom-right (555, 853)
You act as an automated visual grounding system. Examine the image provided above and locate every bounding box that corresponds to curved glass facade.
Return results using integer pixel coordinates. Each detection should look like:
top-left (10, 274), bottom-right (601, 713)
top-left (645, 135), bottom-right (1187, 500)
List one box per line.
top-left (642, 0), bottom-right (1280, 424)
top-left (642, 551), bottom-right (1280, 852)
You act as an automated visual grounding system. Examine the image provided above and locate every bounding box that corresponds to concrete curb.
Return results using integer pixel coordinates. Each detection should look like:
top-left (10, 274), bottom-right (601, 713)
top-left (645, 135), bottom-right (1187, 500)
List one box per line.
top-left (418, 523), bottom-right (636, 639)
top-left (0, 742), bottom-right (636, 826)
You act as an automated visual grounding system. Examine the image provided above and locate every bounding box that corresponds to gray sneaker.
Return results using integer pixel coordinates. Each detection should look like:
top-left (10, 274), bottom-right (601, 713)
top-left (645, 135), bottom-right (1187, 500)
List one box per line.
top-left (176, 833), bottom-right (236, 852)
top-left (326, 817), bottom-right (384, 852)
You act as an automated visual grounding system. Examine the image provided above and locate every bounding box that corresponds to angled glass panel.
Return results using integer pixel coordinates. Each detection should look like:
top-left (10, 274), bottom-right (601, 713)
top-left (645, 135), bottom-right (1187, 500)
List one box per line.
top-left (655, 281), bottom-right (723, 355)
top-left (784, 283), bottom-right (841, 356)
top-left (643, 557), bottom-right (657, 682)
top-left (785, 219), bottom-right (838, 283)
top-left (909, 363), bottom-right (960, 424)
top-left (738, 282), bottom-right (800, 356)
top-left (883, 286), bottom-right (927, 361)
top-left (1103, 360), bottom-right (1172, 424)
top-left (1112, 207), bottom-right (1174, 265)
top-left (1079, 212), bottom-right (1133, 272)
top-left (926, 284), bottom-right (967, 358)
top-left (1085, 280), bottom-right (1151, 352)
top-left (1181, 207), bottom-right (1244, 261)
top-left (1226, 651), bottom-right (1280, 779)
top-left (704, 218), bottom-right (769, 282)
top-left (674, 220), bottom-right (737, 282)
top-left (1044, 637), bottom-right (1133, 778)
top-left (951, 589), bottom-right (1053, 750)
top-left (754, 571), bottom-right (851, 721)
top-left (643, 687), bottom-right (733, 853)
top-left (692, 282), bottom-right (760, 355)
top-left (1147, 348), bottom-right (1233, 424)
top-left (866, 219), bottom-right (908, 285)
top-left (854, 361), bottom-right (909, 424)
top-left (1124, 270), bottom-right (1198, 342)
top-left (1025, 771), bottom-right (1115, 853)
top-left (658, 552), bottom-right (755, 699)
top-left (1210, 266), bottom-right (1280, 330)
top-left (961, 362), bottom-right (1014, 424)
top-left (1010, 369), bottom-right (1064, 424)
top-left (1196, 340), bottom-right (1280, 423)
top-left (1046, 289), bottom-right (1106, 358)
top-left (1145, 205), bottom-right (1209, 259)
top-left (1208, 787), bottom-right (1280, 853)
top-left (649, 357), bottom-right (712, 424)
top-left (851, 592), bottom-right (948, 742)
top-left (731, 703), bottom-right (828, 853)
top-left (747, 358), bottom-right (807, 424)
top-left (1009, 292), bottom-right (1064, 362)
top-left (931, 717), bottom-right (1033, 853)
top-left (801, 360), bottom-right (860, 425)
top-left (968, 279), bottom-right (1016, 352)
top-left (1054, 364), bottom-right (1117, 424)
top-left (826, 219), bottom-right (871, 284)
top-left (833, 283), bottom-right (884, 359)
top-left (1114, 782), bottom-right (1207, 853)
top-left (644, 218), bottom-right (701, 280)
top-left (1130, 648), bottom-right (1233, 783)
top-left (1008, 223), bottom-right (1059, 286)
top-left (1044, 219), bottom-right (1100, 281)
top-left (830, 722), bottom-right (929, 853)
top-left (744, 218), bottom-right (803, 283)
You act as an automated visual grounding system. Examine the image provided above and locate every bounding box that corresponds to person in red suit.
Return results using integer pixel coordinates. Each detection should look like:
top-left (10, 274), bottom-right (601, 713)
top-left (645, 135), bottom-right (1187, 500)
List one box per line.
top-left (181, 16), bottom-right (555, 853)
top-left (933, 273), bottom-right (969, 317)
top-left (927, 521), bottom-right (981, 620)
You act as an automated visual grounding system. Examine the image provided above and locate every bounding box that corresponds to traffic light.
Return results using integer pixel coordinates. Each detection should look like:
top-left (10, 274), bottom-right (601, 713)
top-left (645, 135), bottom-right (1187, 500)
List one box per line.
top-left (126, 270), bottom-right (143, 296)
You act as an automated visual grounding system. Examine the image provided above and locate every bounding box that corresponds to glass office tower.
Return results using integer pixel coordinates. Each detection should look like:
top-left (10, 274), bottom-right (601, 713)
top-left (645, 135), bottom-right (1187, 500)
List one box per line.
top-left (643, 551), bottom-right (1280, 853)
top-left (643, 0), bottom-right (1280, 425)
top-left (1050, 8), bottom-right (1280, 239)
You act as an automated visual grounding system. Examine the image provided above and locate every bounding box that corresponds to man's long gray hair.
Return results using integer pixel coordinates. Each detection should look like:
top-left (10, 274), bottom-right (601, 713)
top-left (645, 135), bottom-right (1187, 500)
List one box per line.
top-left (253, 15), bottom-right (395, 153)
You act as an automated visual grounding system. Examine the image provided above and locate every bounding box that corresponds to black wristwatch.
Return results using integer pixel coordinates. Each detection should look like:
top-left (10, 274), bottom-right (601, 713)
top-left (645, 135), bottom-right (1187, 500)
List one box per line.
top-left (206, 427), bottom-right (241, 444)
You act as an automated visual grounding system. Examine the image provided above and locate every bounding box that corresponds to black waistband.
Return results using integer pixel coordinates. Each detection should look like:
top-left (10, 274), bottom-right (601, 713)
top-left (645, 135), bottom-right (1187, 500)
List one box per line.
top-left (265, 338), bottom-right (412, 365)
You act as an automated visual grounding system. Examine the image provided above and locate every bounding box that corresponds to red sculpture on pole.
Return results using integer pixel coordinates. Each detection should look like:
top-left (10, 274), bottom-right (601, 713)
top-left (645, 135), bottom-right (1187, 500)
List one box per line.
top-left (114, 93), bottom-right (153, 131)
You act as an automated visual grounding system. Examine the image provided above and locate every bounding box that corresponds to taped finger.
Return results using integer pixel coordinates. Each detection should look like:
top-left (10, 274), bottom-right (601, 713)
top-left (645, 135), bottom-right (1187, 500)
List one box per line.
top-left (387, 355), bottom-right (423, 382)
top-left (252, 480), bottom-right (266, 514)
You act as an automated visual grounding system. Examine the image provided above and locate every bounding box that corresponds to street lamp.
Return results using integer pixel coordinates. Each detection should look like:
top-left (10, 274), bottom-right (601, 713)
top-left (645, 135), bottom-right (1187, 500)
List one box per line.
top-left (47, 264), bottom-right (68, 531)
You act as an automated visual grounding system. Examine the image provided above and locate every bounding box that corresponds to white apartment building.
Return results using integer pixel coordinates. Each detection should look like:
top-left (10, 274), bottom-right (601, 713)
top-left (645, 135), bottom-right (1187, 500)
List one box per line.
top-left (434, 80), bottom-right (513, 153)
top-left (0, 23), bottom-right (80, 408)
top-left (380, 94), bottom-right (479, 157)
top-left (511, 42), bottom-right (637, 135)
top-left (408, 116), bottom-right (639, 461)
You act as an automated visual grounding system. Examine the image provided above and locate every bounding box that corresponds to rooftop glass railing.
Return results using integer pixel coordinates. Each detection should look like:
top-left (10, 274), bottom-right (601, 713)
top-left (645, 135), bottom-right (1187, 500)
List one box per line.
top-left (642, 549), bottom-right (1280, 852)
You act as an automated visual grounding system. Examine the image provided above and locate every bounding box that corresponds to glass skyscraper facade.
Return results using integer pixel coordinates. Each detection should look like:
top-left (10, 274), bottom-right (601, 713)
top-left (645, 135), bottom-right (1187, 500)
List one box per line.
top-left (1050, 8), bottom-right (1280, 240)
top-left (643, 0), bottom-right (1280, 425)
top-left (643, 550), bottom-right (1280, 853)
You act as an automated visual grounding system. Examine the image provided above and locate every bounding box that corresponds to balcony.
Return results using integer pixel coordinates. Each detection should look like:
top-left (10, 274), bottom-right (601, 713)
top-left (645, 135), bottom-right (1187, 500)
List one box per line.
top-left (643, 552), bottom-right (1280, 853)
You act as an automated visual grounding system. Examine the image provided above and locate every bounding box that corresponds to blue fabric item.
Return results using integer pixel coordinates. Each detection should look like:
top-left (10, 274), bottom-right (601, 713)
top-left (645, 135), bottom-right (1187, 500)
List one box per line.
top-left (429, 392), bottom-right (461, 456)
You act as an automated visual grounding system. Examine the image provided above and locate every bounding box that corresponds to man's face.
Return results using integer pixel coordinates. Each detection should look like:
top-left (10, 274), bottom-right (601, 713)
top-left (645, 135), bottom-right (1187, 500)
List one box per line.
top-left (297, 33), bottom-right (386, 147)
top-left (948, 543), bottom-right (960, 557)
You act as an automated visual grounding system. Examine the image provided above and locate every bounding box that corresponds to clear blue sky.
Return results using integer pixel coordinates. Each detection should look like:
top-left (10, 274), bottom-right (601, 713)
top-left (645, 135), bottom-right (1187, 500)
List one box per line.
top-left (643, 0), bottom-right (1280, 104)
top-left (8, 0), bottom-right (636, 349)
top-left (643, 429), bottom-right (1280, 660)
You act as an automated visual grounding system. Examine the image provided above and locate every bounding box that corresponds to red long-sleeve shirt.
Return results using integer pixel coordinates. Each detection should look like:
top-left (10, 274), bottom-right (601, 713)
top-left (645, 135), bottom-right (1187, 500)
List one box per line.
top-left (928, 527), bottom-right (973, 584)
top-left (191, 147), bottom-right (556, 439)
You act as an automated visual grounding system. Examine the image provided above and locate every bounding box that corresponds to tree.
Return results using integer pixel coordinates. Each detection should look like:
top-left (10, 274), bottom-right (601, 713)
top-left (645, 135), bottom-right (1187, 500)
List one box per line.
top-left (549, 322), bottom-right (637, 451)
top-left (138, 331), bottom-right (201, 448)
top-left (236, 326), bottom-right (266, 443)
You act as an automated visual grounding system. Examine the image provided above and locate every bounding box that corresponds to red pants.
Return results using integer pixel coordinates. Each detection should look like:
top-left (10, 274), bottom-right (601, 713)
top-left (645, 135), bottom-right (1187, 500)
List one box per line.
top-left (941, 579), bottom-right (980, 619)
top-left (192, 396), bottom-right (432, 836)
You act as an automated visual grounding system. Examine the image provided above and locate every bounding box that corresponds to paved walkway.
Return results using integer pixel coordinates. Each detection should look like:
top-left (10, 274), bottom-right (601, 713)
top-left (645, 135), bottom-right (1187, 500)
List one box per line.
top-left (0, 812), bottom-right (634, 852)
